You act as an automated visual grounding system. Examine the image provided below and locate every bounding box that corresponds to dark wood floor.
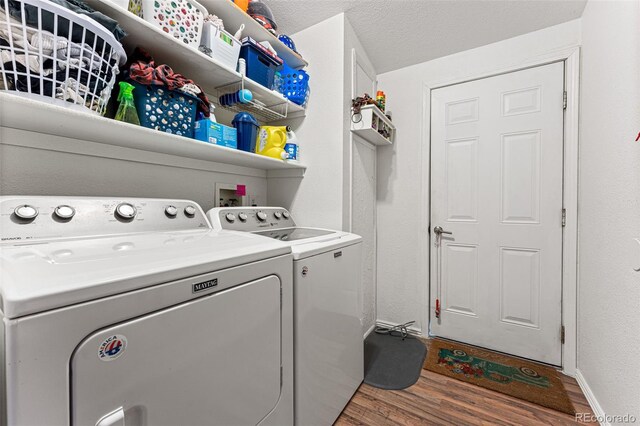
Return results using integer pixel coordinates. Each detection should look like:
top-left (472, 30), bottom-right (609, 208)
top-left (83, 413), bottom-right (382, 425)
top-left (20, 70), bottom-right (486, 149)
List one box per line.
top-left (336, 363), bottom-right (595, 425)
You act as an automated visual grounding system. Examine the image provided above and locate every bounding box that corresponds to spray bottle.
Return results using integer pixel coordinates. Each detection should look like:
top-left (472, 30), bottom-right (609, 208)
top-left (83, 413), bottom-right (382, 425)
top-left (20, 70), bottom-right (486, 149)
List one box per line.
top-left (115, 82), bottom-right (140, 125)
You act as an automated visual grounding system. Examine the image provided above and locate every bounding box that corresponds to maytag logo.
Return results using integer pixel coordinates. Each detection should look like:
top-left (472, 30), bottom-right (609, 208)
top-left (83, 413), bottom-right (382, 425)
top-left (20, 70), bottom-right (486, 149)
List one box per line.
top-left (1, 237), bottom-right (21, 241)
top-left (192, 279), bottom-right (218, 293)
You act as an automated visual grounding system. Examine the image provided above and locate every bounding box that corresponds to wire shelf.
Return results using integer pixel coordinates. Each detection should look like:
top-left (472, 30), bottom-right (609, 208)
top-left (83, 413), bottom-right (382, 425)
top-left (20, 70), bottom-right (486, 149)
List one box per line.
top-left (214, 78), bottom-right (290, 123)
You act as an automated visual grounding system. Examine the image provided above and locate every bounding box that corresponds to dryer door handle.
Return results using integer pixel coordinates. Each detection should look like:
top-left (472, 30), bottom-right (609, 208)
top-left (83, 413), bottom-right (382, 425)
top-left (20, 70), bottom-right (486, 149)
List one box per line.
top-left (96, 407), bottom-right (125, 426)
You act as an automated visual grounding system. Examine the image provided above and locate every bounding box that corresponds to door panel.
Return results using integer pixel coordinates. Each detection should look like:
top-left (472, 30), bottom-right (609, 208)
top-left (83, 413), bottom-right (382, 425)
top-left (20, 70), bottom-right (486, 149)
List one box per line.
top-left (71, 276), bottom-right (282, 426)
top-left (294, 243), bottom-right (363, 426)
top-left (430, 62), bottom-right (564, 365)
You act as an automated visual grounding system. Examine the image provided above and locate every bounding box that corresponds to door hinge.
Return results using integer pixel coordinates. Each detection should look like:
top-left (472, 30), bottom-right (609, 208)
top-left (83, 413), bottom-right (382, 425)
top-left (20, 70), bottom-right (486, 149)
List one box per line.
top-left (562, 208), bottom-right (566, 227)
top-left (280, 365), bottom-right (283, 386)
top-left (561, 325), bottom-right (566, 344)
top-left (563, 91), bottom-right (567, 110)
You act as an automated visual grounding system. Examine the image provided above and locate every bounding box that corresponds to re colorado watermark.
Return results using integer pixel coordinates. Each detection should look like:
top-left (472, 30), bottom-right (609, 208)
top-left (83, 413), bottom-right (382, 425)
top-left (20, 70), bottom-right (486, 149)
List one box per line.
top-left (575, 413), bottom-right (637, 423)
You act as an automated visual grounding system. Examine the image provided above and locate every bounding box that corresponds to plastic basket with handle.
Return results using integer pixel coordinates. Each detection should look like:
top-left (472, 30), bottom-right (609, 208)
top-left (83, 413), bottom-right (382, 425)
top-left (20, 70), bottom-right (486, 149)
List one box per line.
top-left (0, 0), bottom-right (127, 115)
top-left (141, 0), bottom-right (207, 48)
top-left (280, 62), bottom-right (309, 106)
top-left (130, 81), bottom-right (198, 138)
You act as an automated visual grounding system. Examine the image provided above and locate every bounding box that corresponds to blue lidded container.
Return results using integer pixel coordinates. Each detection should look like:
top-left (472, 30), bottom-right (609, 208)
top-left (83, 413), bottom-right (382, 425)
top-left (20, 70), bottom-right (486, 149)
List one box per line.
top-left (232, 112), bottom-right (259, 152)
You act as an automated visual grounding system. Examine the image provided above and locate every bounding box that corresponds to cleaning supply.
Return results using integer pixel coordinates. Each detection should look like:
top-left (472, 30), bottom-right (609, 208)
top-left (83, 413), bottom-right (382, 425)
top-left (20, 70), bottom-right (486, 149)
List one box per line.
top-left (255, 125), bottom-right (288, 160)
top-left (232, 112), bottom-right (260, 152)
top-left (272, 71), bottom-right (283, 93)
top-left (195, 120), bottom-right (237, 148)
top-left (284, 126), bottom-right (299, 162)
top-left (376, 90), bottom-right (386, 112)
top-left (115, 81), bottom-right (140, 125)
top-left (209, 103), bottom-right (217, 122)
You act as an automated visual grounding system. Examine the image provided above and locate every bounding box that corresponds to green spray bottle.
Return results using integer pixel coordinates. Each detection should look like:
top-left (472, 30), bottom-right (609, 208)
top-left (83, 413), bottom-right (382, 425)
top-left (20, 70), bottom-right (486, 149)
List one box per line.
top-left (115, 81), bottom-right (140, 125)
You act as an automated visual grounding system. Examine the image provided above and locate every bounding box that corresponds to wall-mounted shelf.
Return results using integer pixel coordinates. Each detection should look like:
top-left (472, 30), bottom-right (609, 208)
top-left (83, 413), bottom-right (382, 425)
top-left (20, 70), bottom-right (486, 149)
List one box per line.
top-left (199, 0), bottom-right (308, 69)
top-left (85, 0), bottom-right (305, 123)
top-left (350, 104), bottom-right (395, 146)
top-left (0, 93), bottom-right (306, 176)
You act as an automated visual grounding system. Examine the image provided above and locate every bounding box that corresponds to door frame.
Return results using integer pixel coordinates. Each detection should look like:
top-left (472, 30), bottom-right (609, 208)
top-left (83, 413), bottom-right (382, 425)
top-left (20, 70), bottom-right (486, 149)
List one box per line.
top-left (420, 47), bottom-right (580, 375)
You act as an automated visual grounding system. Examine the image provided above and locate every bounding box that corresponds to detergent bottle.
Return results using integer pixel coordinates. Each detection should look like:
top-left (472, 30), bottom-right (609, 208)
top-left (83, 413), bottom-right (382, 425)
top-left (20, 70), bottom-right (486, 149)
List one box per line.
top-left (115, 81), bottom-right (140, 125)
top-left (255, 126), bottom-right (289, 160)
top-left (284, 126), bottom-right (299, 162)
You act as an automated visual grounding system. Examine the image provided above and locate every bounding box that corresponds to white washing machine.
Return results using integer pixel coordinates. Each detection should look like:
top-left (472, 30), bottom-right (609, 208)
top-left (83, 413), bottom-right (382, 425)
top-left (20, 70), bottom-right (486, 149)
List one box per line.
top-left (208, 207), bottom-right (364, 426)
top-left (0, 197), bottom-right (293, 426)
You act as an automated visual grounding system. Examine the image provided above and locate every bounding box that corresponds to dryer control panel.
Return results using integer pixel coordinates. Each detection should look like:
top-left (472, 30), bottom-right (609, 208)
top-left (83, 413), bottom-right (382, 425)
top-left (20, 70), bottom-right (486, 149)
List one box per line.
top-left (208, 207), bottom-right (296, 232)
top-left (0, 197), bottom-right (211, 244)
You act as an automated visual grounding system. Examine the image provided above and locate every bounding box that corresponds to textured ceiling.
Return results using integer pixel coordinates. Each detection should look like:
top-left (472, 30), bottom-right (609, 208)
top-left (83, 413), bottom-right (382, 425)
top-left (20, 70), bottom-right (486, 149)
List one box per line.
top-left (265, 0), bottom-right (587, 73)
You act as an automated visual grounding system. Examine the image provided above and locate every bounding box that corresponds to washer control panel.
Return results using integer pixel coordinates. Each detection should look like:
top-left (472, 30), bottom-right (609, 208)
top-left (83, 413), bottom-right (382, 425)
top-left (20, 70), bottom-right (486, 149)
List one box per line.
top-left (0, 197), bottom-right (210, 244)
top-left (208, 207), bottom-right (296, 231)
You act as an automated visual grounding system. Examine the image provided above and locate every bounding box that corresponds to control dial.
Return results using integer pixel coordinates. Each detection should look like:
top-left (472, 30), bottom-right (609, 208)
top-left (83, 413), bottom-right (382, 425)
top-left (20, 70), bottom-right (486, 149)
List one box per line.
top-left (256, 211), bottom-right (267, 222)
top-left (54, 205), bottom-right (75, 220)
top-left (165, 205), bottom-right (178, 218)
top-left (14, 204), bottom-right (38, 221)
top-left (115, 203), bottom-right (137, 220)
top-left (225, 213), bottom-right (236, 223)
top-left (184, 205), bottom-right (196, 217)
top-left (274, 211), bottom-right (282, 219)
top-left (282, 211), bottom-right (290, 219)
top-left (238, 212), bottom-right (248, 222)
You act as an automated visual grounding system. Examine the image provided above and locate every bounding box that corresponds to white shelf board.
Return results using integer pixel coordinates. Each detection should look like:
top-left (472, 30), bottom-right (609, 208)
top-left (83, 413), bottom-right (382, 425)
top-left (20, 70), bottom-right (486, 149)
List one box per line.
top-left (351, 128), bottom-right (393, 146)
top-left (0, 92), bottom-right (306, 175)
top-left (85, 0), bottom-right (305, 121)
top-left (200, 0), bottom-right (308, 69)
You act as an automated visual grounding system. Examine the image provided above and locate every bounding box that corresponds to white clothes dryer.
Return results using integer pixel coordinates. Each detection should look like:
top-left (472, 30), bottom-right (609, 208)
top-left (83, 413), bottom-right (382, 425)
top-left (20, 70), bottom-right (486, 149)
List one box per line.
top-left (0, 197), bottom-right (293, 426)
top-left (208, 207), bottom-right (364, 426)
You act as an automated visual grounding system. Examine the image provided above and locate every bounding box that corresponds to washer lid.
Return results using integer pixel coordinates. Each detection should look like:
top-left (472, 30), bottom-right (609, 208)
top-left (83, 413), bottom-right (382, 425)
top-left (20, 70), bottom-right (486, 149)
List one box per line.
top-left (0, 230), bottom-right (290, 318)
top-left (253, 227), bottom-right (335, 241)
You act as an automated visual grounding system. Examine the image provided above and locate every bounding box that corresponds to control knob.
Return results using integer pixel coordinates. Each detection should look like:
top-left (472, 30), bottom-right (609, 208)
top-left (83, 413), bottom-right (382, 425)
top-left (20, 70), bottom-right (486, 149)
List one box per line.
top-left (14, 204), bottom-right (38, 221)
top-left (165, 205), bottom-right (178, 218)
top-left (282, 211), bottom-right (290, 219)
top-left (274, 211), bottom-right (282, 219)
top-left (225, 213), bottom-right (236, 223)
top-left (54, 205), bottom-right (75, 220)
top-left (256, 211), bottom-right (267, 222)
top-left (238, 212), bottom-right (248, 222)
top-left (184, 205), bottom-right (196, 217)
top-left (115, 203), bottom-right (137, 220)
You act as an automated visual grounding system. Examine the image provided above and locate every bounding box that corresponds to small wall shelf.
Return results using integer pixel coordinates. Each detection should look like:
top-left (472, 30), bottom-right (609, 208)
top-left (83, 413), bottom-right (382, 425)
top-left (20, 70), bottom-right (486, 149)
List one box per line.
top-left (350, 105), bottom-right (395, 146)
top-left (0, 93), bottom-right (306, 176)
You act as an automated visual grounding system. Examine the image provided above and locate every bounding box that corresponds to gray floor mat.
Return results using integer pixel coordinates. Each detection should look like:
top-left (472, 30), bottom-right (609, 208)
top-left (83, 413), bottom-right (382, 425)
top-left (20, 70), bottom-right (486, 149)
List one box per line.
top-left (363, 332), bottom-right (427, 390)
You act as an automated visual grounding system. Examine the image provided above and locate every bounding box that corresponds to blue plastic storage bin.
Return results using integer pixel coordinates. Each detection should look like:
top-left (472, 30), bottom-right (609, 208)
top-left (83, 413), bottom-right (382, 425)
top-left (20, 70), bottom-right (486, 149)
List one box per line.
top-left (239, 38), bottom-right (283, 89)
top-left (130, 81), bottom-right (199, 138)
top-left (232, 112), bottom-right (259, 152)
top-left (280, 62), bottom-right (309, 106)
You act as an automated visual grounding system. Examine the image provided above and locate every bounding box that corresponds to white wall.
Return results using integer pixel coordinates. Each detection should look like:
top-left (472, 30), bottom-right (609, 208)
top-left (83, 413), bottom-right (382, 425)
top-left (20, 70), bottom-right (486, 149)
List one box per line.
top-left (0, 131), bottom-right (267, 210)
top-left (267, 14), bottom-right (345, 230)
top-left (577, 0), bottom-right (640, 421)
top-left (376, 20), bottom-right (581, 333)
top-left (268, 14), bottom-right (379, 336)
top-left (345, 16), bottom-right (378, 335)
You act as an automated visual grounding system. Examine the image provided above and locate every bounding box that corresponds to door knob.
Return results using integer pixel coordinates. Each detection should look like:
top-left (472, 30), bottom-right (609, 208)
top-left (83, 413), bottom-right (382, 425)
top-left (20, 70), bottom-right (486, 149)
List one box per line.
top-left (433, 226), bottom-right (452, 235)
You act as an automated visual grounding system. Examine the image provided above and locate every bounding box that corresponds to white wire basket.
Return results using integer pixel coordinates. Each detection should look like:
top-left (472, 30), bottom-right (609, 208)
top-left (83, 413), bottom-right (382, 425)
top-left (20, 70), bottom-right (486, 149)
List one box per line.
top-left (0, 0), bottom-right (127, 115)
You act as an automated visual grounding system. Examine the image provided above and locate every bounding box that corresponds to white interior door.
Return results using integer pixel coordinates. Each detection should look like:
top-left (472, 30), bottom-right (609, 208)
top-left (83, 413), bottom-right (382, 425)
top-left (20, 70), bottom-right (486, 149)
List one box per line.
top-left (430, 62), bottom-right (564, 365)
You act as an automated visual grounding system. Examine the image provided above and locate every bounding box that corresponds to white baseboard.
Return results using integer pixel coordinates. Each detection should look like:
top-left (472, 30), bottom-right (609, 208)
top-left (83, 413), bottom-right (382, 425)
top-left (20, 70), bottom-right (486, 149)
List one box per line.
top-left (575, 369), bottom-right (609, 426)
top-left (364, 324), bottom-right (376, 338)
top-left (374, 320), bottom-right (422, 337)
